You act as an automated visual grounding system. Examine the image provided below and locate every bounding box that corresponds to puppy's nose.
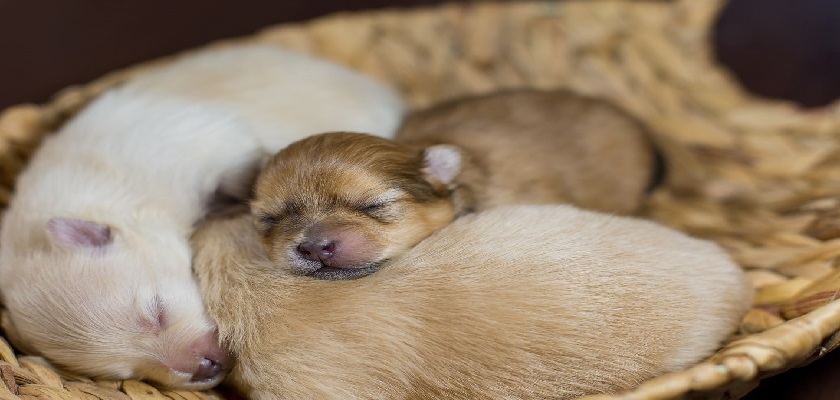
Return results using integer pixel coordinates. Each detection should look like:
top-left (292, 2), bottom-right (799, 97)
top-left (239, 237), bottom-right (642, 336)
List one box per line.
top-left (297, 240), bottom-right (336, 262)
top-left (191, 357), bottom-right (226, 383)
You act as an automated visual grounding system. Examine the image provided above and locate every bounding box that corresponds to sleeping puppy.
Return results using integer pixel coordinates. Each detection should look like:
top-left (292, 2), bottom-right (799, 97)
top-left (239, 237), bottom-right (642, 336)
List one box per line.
top-left (396, 89), bottom-right (661, 213)
top-left (0, 44), bottom-right (403, 390)
top-left (251, 91), bottom-right (657, 280)
top-left (251, 132), bottom-right (458, 280)
top-left (194, 205), bottom-right (753, 399)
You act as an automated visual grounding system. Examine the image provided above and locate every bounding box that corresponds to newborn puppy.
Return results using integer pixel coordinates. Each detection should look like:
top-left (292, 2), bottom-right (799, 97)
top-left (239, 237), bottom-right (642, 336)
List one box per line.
top-left (0, 44), bottom-right (403, 390)
top-left (396, 89), bottom-right (660, 213)
top-left (251, 132), bottom-right (458, 280)
top-left (194, 205), bottom-right (753, 399)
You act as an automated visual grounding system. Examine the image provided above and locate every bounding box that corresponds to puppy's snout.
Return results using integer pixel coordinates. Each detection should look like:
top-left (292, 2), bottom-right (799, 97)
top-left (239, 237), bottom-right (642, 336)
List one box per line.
top-left (293, 225), bottom-right (382, 271)
top-left (297, 240), bottom-right (337, 262)
top-left (191, 357), bottom-right (226, 383)
top-left (166, 330), bottom-right (232, 387)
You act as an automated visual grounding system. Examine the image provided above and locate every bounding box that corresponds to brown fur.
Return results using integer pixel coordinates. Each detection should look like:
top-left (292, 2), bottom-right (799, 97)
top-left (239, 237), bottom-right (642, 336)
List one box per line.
top-left (396, 89), bottom-right (658, 213)
top-left (193, 205), bottom-right (753, 399)
top-left (251, 132), bottom-right (456, 279)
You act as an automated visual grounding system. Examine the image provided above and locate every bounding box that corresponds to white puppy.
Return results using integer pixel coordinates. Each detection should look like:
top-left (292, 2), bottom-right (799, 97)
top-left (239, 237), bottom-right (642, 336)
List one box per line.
top-left (0, 44), bottom-right (403, 390)
top-left (194, 205), bottom-right (754, 399)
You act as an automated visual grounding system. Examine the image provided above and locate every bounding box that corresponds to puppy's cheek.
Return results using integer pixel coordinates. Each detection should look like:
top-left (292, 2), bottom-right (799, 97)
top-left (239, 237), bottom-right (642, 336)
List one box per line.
top-left (379, 223), bottom-right (434, 254)
top-left (388, 202), bottom-right (456, 249)
top-left (376, 233), bottom-right (418, 260)
top-left (269, 244), bottom-right (292, 264)
top-left (329, 230), bottom-right (387, 267)
top-left (259, 233), bottom-right (286, 263)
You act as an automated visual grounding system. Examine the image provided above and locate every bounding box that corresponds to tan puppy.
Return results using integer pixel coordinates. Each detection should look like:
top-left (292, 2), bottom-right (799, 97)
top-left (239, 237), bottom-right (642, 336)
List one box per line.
top-left (194, 205), bottom-right (753, 399)
top-left (396, 89), bottom-right (660, 213)
top-left (251, 132), bottom-right (457, 280)
top-left (252, 90), bottom-right (657, 280)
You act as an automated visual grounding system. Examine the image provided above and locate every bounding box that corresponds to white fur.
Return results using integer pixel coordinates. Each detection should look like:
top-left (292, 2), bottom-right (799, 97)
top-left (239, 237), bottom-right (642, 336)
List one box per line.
top-left (0, 44), bottom-right (403, 390)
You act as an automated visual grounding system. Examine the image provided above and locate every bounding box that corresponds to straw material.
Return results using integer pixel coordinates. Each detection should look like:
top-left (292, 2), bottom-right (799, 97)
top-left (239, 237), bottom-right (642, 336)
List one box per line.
top-left (3, 0), bottom-right (840, 398)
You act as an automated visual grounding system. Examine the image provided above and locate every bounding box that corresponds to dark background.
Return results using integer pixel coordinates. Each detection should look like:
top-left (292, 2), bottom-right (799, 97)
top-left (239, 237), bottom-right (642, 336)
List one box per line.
top-left (2, 0), bottom-right (839, 398)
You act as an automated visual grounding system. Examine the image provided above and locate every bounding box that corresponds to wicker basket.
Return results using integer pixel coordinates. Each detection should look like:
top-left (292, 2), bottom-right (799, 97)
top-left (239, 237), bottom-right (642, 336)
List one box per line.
top-left (3, 0), bottom-right (840, 398)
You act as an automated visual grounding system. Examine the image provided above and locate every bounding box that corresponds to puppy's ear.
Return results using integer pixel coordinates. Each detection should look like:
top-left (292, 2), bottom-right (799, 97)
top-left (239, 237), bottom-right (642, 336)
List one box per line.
top-left (422, 145), bottom-right (462, 190)
top-left (46, 217), bottom-right (112, 249)
top-left (1, 311), bottom-right (38, 355)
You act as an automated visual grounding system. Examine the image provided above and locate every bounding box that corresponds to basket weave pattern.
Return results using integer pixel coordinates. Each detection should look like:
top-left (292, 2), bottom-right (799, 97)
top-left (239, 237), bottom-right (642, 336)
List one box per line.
top-left (3, 0), bottom-right (840, 398)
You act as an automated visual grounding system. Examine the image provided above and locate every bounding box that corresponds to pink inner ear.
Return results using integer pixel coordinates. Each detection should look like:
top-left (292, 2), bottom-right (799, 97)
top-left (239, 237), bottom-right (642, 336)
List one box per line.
top-left (46, 217), bottom-right (112, 248)
top-left (423, 145), bottom-right (462, 186)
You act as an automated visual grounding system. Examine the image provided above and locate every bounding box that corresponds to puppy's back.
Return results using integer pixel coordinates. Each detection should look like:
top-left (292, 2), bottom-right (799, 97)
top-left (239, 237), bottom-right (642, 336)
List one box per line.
top-left (195, 206), bottom-right (751, 399)
top-left (124, 44), bottom-right (404, 148)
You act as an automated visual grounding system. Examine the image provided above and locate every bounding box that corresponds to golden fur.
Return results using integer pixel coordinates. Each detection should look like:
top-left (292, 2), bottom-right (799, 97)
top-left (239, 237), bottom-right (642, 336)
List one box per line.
top-left (251, 132), bottom-right (456, 279)
top-left (193, 205), bottom-right (753, 399)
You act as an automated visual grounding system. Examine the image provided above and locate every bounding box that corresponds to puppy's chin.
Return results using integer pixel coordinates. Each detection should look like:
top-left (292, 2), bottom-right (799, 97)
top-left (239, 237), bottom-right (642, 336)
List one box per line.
top-left (287, 256), bottom-right (385, 280)
top-left (312, 265), bottom-right (383, 281)
top-left (145, 368), bottom-right (228, 392)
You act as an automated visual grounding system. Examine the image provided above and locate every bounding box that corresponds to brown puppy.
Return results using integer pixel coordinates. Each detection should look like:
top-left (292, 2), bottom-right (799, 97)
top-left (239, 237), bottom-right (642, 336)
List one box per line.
top-left (252, 90), bottom-right (658, 280)
top-left (396, 89), bottom-right (659, 213)
top-left (251, 132), bottom-right (458, 280)
top-left (194, 205), bottom-right (753, 399)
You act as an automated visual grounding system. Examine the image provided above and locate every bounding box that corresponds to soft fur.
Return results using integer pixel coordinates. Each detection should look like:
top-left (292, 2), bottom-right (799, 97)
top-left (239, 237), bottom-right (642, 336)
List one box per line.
top-left (194, 205), bottom-right (753, 399)
top-left (396, 89), bottom-right (659, 214)
top-left (251, 132), bottom-right (458, 280)
top-left (0, 44), bottom-right (403, 390)
top-left (252, 90), bottom-right (657, 280)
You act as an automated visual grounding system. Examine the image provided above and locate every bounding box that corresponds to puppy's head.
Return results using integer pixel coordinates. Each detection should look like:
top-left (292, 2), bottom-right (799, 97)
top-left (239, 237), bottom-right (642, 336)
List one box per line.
top-left (251, 132), bottom-right (461, 280)
top-left (0, 218), bottom-right (232, 390)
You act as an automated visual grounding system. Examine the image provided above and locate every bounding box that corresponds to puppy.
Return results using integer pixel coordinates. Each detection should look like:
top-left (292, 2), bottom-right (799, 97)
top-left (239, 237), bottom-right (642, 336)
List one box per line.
top-left (396, 89), bottom-right (660, 213)
top-left (251, 132), bottom-right (458, 280)
top-left (194, 205), bottom-right (753, 399)
top-left (251, 90), bottom-right (657, 280)
top-left (0, 44), bottom-right (403, 390)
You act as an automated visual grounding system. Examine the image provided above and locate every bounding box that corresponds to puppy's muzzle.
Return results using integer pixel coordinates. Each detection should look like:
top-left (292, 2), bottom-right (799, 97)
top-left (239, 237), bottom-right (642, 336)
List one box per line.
top-left (192, 356), bottom-right (227, 383)
top-left (292, 238), bottom-right (383, 280)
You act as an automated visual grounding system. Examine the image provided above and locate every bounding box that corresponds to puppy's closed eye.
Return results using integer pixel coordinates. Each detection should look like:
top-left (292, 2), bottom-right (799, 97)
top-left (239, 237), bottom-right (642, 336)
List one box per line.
top-left (139, 295), bottom-right (169, 333)
top-left (358, 203), bottom-right (387, 214)
top-left (355, 202), bottom-right (396, 224)
top-left (254, 213), bottom-right (280, 234)
top-left (357, 189), bottom-right (404, 215)
top-left (356, 192), bottom-right (404, 222)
